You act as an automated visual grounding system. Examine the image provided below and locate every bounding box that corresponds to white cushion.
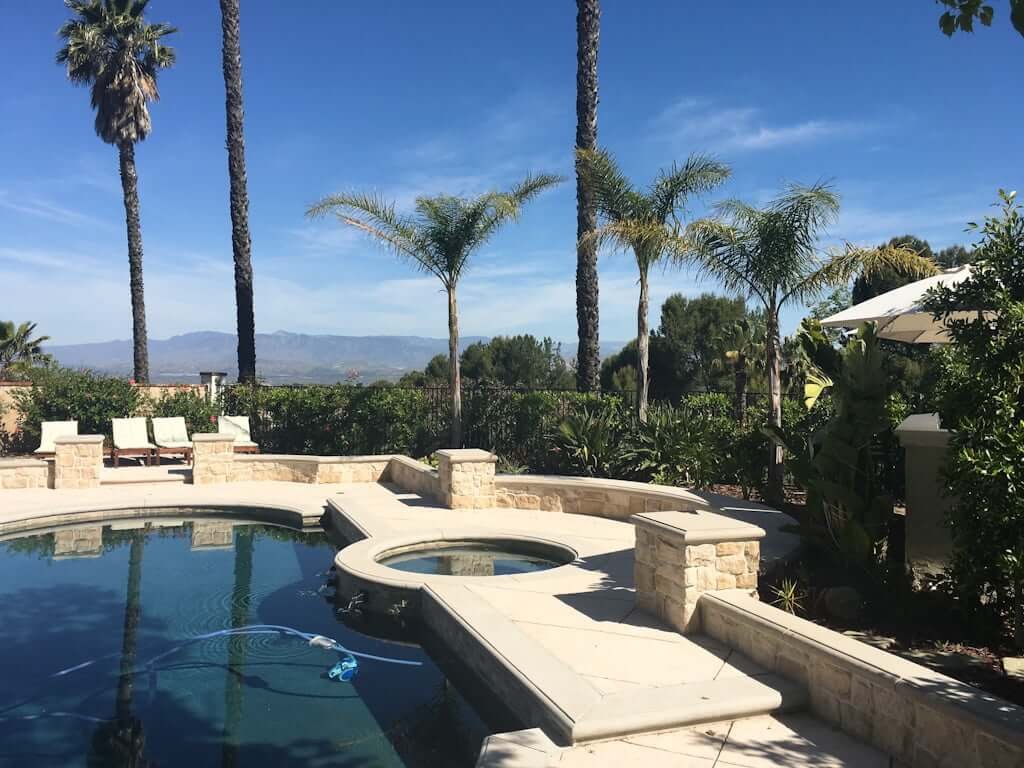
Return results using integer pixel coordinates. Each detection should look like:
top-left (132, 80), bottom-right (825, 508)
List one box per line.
top-left (218, 415), bottom-right (254, 442)
top-left (152, 417), bottom-right (190, 446)
top-left (35, 420), bottom-right (78, 453)
top-left (112, 417), bottom-right (154, 450)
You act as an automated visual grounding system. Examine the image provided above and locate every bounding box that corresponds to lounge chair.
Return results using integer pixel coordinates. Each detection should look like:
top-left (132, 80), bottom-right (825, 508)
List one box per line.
top-left (218, 415), bottom-right (260, 453)
top-left (111, 417), bottom-right (156, 467)
top-left (34, 420), bottom-right (78, 456)
top-left (151, 417), bottom-right (193, 464)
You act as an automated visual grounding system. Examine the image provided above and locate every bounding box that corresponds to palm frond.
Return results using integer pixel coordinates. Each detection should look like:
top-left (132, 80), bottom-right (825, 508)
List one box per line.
top-left (575, 148), bottom-right (637, 222)
top-left (651, 154), bottom-right (730, 222)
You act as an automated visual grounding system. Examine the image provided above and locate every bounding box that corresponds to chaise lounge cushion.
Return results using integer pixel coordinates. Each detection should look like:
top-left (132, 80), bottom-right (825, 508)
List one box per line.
top-left (112, 417), bottom-right (155, 450)
top-left (35, 420), bottom-right (78, 454)
top-left (218, 415), bottom-right (258, 448)
top-left (152, 417), bottom-right (191, 449)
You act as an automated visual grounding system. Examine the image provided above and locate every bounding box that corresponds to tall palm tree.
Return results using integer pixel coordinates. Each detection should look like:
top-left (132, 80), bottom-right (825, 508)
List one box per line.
top-left (0, 321), bottom-right (52, 378)
top-left (57, 0), bottom-right (177, 384)
top-left (219, 0), bottom-right (257, 383)
top-left (684, 183), bottom-right (938, 504)
top-left (574, 0), bottom-right (601, 392)
top-left (712, 316), bottom-right (765, 426)
top-left (576, 148), bottom-right (730, 421)
top-left (307, 173), bottom-right (562, 446)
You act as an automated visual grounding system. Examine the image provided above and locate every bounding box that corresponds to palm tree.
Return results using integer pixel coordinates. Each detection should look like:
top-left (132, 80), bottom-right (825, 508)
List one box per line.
top-left (576, 148), bottom-right (730, 421)
top-left (0, 321), bottom-right (51, 378)
top-left (684, 183), bottom-right (938, 504)
top-left (307, 173), bottom-right (562, 446)
top-left (57, 0), bottom-right (177, 384)
top-left (712, 316), bottom-right (765, 426)
top-left (574, 0), bottom-right (601, 392)
top-left (219, 0), bottom-right (257, 383)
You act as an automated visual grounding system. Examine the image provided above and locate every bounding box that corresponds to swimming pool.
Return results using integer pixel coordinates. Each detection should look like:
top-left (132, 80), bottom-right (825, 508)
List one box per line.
top-left (0, 513), bottom-right (490, 767)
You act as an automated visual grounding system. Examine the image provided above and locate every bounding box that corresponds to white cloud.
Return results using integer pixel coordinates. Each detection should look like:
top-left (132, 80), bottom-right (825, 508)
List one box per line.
top-left (652, 99), bottom-right (868, 153)
top-left (0, 192), bottom-right (111, 229)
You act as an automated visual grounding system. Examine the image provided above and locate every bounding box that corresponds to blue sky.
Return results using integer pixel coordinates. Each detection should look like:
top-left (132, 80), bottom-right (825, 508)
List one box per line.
top-left (1, 1), bottom-right (1021, 346)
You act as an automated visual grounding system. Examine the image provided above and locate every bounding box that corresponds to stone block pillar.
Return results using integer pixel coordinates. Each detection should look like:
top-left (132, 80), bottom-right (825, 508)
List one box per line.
top-left (633, 510), bottom-right (765, 634)
top-left (192, 433), bottom-right (236, 485)
top-left (436, 448), bottom-right (497, 509)
top-left (53, 435), bottom-right (104, 489)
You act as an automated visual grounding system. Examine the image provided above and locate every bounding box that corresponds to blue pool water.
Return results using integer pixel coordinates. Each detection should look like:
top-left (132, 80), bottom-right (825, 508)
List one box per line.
top-left (0, 515), bottom-right (489, 767)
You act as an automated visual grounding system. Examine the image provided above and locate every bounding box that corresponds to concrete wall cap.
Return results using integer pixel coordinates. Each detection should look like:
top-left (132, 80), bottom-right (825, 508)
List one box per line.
top-left (192, 433), bottom-right (235, 442)
top-left (497, 474), bottom-right (713, 510)
top-left (54, 435), bottom-right (104, 445)
top-left (632, 510), bottom-right (766, 543)
top-left (0, 458), bottom-right (50, 469)
top-left (896, 412), bottom-right (951, 447)
top-left (234, 453), bottom-right (394, 464)
top-left (434, 448), bottom-right (496, 463)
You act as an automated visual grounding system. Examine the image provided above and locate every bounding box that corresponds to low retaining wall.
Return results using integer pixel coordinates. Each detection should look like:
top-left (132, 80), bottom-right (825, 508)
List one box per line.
top-left (700, 590), bottom-right (1024, 767)
top-left (191, 434), bottom-right (391, 485)
top-left (0, 458), bottom-right (50, 489)
top-left (387, 455), bottom-right (441, 499)
top-left (494, 475), bottom-right (713, 519)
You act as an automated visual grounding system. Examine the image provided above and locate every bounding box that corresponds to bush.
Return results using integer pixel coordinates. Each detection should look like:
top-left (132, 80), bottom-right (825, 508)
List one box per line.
top-left (13, 367), bottom-right (142, 447)
top-left (925, 190), bottom-right (1024, 650)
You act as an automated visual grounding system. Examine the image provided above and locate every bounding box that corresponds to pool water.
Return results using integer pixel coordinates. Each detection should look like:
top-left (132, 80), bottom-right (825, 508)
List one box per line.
top-left (0, 516), bottom-right (489, 767)
top-left (381, 543), bottom-right (566, 576)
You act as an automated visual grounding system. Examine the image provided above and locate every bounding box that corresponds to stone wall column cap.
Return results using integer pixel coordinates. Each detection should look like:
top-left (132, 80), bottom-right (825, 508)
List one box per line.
top-left (632, 510), bottom-right (766, 544)
top-left (192, 432), bottom-right (236, 443)
top-left (54, 434), bottom-right (105, 445)
top-left (434, 448), bottom-right (497, 463)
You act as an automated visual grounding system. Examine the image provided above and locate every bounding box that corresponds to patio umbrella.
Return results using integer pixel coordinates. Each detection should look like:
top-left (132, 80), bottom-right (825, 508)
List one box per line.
top-left (820, 265), bottom-right (974, 343)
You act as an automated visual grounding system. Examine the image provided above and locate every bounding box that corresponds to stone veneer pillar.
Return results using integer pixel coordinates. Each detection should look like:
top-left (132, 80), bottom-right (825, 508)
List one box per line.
top-left (436, 448), bottom-right (497, 509)
top-left (53, 435), bottom-right (104, 489)
top-left (633, 510), bottom-right (765, 634)
top-left (191, 433), bottom-right (237, 485)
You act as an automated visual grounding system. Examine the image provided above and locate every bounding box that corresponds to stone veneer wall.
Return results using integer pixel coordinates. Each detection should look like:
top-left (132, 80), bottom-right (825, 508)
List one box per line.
top-left (192, 434), bottom-right (391, 486)
top-left (53, 435), bottom-right (104, 489)
top-left (495, 476), bottom-right (711, 520)
top-left (701, 590), bottom-right (1024, 768)
top-left (387, 456), bottom-right (441, 500)
top-left (633, 510), bottom-right (764, 634)
top-left (0, 458), bottom-right (50, 489)
top-left (436, 449), bottom-right (496, 509)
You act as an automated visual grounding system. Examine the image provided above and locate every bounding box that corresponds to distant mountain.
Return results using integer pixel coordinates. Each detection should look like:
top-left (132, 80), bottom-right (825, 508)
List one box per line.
top-left (46, 331), bottom-right (627, 384)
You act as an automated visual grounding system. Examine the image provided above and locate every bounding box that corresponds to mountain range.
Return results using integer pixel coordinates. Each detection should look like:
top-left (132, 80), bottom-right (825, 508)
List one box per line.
top-left (46, 331), bottom-right (626, 384)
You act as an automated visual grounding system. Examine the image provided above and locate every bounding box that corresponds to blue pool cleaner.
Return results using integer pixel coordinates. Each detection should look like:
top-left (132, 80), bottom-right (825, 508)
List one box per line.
top-left (328, 656), bottom-right (359, 682)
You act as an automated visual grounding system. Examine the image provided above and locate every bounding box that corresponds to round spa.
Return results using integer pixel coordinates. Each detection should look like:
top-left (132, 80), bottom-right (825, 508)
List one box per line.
top-left (333, 534), bottom-right (578, 619)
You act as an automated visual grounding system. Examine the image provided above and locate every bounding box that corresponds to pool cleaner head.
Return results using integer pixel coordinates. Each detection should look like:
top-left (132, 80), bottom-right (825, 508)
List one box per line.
top-left (328, 655), bottom-right (358, 682)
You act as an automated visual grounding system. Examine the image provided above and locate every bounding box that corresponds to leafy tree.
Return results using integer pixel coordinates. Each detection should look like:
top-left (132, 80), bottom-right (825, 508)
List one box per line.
top-left (935, 0), bottom-right (1024, 37)
top-left (307, 172), bottom-right (562, 446)
top-left (476, 335), bottom-right (574, 388)
top-left (0, 321), bottom-right (52, 379)
top-left (577, 148), bottom-right (730, 421)
top-left (925, 189), bottom-right (1024, 650)
top-left (575, 0), bottom-right (601, 391)
top-left (685, 183), bottom-right (937, 503)
top-left (57, 0), bottom-right (178, 383)
top-left (658, 293), bottom-right (749, 392)
top-left (219, 0), bottom-right (257, 382)
top-left (936, 243), bottom-right (973, 267)
top-left (852, 235), bottom-right (934, 304)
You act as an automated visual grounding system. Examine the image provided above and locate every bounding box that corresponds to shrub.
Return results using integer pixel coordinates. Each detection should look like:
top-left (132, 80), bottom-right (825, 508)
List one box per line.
top-left (13, 367), bottom-right (142, 447)
top-left (550, 402), bottom-right (627, 478)
top-left (925, 190), bottom-right (1024, 650)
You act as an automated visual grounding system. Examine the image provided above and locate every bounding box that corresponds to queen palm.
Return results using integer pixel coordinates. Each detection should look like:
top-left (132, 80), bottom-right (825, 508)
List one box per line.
top-left (307, 173), bottom-right (562, 446)
top-left (57, 0), bottom-right (177, 383)
top-left (574, 0), bottom-right (601, 391)
top-left (684, 183), bottom-right (938, 503)
top-left (712, 316), bottom-right (766, 426)
top-left (576, 148), bottom-right (730, 421)
top-left (219, 0), bottom-right (257, 383)
top-left (0, 321), bottom-right (51, 378)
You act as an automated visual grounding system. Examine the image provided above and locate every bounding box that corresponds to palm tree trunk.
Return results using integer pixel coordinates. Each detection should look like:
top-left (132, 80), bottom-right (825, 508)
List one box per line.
top-left (574, 0), bottom-right (601, 392)
top-left (118, 141), bottom-right (149, 383)
top-left (735, 360), bottom-right (748, 426)
top-left (766, 311), bottom-right (784, 505)
top-left (220, 0), bottom-right (257, 384)
top-left (447, 284), bottom-right (463, 446)
top-left (636, 267), bottom-right (650, 423)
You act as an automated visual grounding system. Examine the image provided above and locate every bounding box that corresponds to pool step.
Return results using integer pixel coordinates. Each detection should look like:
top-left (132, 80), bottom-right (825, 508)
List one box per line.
top-left (100, 468), bottom-right (190, 486)
top-left (572, 673), bottom-right (807, 743)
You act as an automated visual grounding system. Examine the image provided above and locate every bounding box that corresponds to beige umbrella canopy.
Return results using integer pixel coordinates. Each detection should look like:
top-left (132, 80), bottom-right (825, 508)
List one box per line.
top-left (820, 265), bottom-right (974, 343)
